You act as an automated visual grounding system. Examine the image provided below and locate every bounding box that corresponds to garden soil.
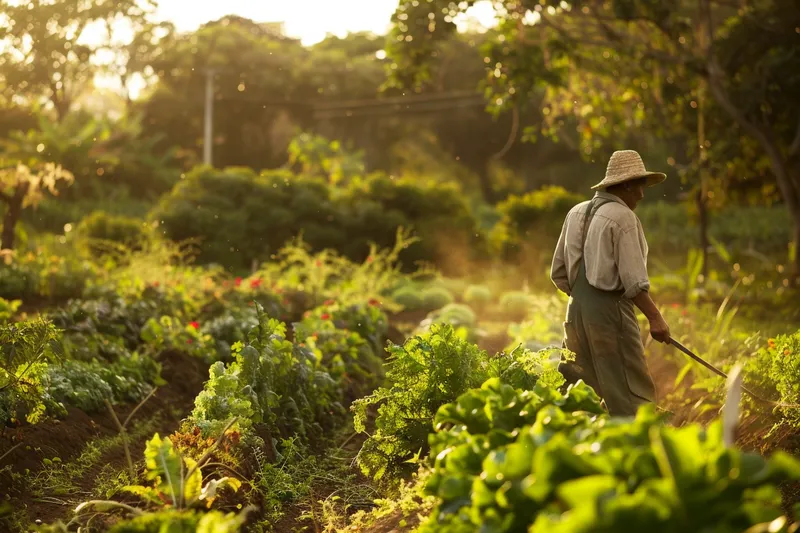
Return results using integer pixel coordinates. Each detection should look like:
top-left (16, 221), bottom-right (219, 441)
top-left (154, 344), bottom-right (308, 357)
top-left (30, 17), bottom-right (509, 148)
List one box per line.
top-left (0, 349), bottom-right (209, 529)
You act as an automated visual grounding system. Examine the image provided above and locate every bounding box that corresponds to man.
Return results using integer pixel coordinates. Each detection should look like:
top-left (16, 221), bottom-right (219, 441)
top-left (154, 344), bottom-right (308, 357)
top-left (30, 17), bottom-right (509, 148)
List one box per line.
top-left (550, 149), bottom-right (671, 416)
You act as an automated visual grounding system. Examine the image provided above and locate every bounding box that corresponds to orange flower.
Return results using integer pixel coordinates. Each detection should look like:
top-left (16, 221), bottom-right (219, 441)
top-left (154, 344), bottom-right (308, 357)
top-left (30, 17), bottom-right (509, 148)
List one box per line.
top-left (785, 349), bottom-right (791, 356)
top-left (768, 339), bottom-right (776, 348)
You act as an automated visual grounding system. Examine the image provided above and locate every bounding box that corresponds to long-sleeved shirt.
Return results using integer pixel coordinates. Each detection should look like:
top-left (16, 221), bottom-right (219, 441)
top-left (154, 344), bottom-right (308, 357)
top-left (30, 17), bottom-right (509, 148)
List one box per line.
top-left (550, 191), bottom-right (650, 299)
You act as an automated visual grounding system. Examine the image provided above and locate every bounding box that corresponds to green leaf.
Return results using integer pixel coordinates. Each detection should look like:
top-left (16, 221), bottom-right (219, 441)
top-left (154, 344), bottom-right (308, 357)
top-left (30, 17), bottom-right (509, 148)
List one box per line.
top-left (183, 456), bottom-right (203, 505)
top-left (143, 434), bottom-right (183, 507)
top-left (555, 475), bottom-right (619, 507)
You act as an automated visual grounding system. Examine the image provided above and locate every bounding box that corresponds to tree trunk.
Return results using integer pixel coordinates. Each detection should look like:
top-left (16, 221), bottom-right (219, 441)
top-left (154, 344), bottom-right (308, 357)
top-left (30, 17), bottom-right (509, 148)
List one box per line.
top-left (706, 78), bottom-right (800, 279)
top-left (1, 183), bottom-right (29, 251)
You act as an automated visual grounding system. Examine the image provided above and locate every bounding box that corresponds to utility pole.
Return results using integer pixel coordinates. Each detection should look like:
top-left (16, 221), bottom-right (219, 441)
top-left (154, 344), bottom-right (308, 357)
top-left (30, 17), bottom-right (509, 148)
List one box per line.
top-left (203, 69), bottom-right (215, 166)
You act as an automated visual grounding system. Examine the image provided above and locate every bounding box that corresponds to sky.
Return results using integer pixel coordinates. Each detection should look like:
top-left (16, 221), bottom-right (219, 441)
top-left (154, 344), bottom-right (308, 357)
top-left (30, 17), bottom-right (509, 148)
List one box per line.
top-left (84, 0), bottom-right (497, 97)
top-left (152, 0), bottom-right (496, 46)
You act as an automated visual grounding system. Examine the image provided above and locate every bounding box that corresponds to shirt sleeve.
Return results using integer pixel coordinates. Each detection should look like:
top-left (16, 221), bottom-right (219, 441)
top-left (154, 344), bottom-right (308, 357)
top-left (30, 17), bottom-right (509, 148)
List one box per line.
top-left (550, 218), bottom-right (571, 295)
top-left (614, 223), bottom-right (650, 299)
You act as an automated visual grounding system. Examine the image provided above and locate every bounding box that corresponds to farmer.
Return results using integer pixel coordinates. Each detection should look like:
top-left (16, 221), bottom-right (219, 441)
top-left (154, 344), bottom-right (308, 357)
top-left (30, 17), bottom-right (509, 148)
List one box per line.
top-left (550, 149), bottom-right (671, 416)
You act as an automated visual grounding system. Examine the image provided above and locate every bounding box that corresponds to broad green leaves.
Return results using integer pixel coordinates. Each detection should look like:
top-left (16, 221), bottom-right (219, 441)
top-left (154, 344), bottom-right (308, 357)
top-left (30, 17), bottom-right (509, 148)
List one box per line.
top-left (420, 377), bottom-right (800, 533)
top-left (123, 433), bottom-right (241, 511)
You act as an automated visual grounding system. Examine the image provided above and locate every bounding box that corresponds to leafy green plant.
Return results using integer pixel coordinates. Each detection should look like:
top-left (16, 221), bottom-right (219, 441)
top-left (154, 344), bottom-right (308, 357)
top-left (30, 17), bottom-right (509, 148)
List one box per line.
top-left (0, 318), bottom-right (64, 423)
top-left (75, 211), bottom-right (153, 254)
top-left (420, 286), bottom-right (454, 311)
top-left (47, 356), bottom-right (162, 414)
top-left (0, 297), bottom-right (21, 323)
top-left (499, 290), bottom-right (534, 320)
top-left (41, 429), bottom-right (250, 532)
top-left (391, 284), bottom-right (424, 311)
top-left (140, 315), bottom-right (214, 361)
top-left (463, 284), bottom-right (492, 310)
top-left (420, 378), bottom-right (800, 533)
top-left (190, 303), bottom-right (344, 444)
top-left (294, 306), bottom-right (384, 402)
top-left (352, 324), bottom-right (563, 482)
top-left (748, 330), bottom-right (800, 427)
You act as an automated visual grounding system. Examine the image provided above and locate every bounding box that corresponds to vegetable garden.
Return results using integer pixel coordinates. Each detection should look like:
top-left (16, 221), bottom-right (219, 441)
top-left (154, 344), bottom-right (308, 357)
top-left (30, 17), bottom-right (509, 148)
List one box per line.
top-left (2, 1), bottom-right (799, 531)
top-left (1, 217), bottom-right (798, 532)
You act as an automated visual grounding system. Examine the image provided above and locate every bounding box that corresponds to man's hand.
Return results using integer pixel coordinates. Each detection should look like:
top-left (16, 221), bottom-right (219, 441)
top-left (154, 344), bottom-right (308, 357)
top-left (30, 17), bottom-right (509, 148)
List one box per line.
top-left (632, 290), bottom-right (671, 344)
top-left (649, 314), bottom-right (671, 344)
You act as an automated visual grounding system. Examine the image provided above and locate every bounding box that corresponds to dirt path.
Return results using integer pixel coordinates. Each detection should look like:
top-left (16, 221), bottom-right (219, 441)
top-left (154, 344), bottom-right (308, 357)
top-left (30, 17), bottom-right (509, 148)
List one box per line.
top-left (0, 350), bottom-right (209, 530)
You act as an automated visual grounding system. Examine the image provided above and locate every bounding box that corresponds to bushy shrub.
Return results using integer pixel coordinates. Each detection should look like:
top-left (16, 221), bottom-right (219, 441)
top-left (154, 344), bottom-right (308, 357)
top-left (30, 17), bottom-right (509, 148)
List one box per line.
top-left (420, 286), bottom-right (454, 311)
top-left (638, 201), bottom-right (790, 256)
top-left (499, 290), bottom-right (534, 319)
top-left (427, 303), bottom-right (477, 328)
top-left (390, 285), bottom-right (424, 311)
top-left (463, 284), bottom-right (492, 309)
top-left (151, 166), bottom-right (482, 272)
top-left (489, 185), bottom-right (584, 259)
top-left (76, 211), bottom-right (152, 250)
top-left (0, 239), bottom-right (99, 301)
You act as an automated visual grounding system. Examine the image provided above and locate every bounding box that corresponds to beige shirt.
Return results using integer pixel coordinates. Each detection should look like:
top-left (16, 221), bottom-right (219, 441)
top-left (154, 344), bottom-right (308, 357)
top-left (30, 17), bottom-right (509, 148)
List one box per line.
top-left (550, 191), bottom-right (650, 299)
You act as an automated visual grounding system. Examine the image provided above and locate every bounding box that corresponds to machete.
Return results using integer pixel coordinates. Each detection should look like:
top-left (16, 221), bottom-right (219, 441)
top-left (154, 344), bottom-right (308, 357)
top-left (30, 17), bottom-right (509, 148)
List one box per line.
top-left (669, 336), bottom-right (798, 409)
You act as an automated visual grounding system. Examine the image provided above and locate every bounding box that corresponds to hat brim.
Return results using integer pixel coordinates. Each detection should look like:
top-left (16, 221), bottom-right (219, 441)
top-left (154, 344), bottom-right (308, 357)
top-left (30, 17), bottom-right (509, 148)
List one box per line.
top-left (590, 171), bottom-right (667, 191)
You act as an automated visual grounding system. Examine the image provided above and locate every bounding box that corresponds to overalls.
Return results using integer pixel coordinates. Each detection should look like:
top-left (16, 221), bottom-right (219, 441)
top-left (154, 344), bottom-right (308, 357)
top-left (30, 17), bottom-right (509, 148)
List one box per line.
top-left (558, 197), bottom-right (657, 416)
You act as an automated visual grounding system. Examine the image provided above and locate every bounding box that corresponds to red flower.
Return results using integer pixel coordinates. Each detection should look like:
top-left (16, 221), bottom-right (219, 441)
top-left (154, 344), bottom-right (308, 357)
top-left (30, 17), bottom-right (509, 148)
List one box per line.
top-left (315, 260), bottom-right (322, 267)
top-left (671, 303), bottom-right (679, 309)
top-left (186, 339), bottom-right (194, 344)
top-left (235, 277), bottom-right (242, 287)
top-left (320, 313), bottom-right (331, 320)
top-left (324, 299), bottom-right (335, 306)
top-left (366, 256), bottom-right (374, 263)
top-left (369, 298), bottom-right (380, 307)
top-left (189, 321), bottom-right (200, 330)
top-left (250, 278), bottom-right (262, 289)
top-left (681, 309), bottom-right (688, 316)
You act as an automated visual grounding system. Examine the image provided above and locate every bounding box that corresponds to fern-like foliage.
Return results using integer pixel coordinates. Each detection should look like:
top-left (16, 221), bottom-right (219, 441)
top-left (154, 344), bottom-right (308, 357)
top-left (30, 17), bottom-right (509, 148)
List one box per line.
top-left (0, 317), bottom-right (63, 423)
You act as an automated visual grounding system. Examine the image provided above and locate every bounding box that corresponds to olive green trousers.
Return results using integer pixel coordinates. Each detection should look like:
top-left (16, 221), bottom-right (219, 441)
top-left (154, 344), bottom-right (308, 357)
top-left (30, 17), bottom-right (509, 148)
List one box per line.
top-left (558, 262), bottom-right (657, 416)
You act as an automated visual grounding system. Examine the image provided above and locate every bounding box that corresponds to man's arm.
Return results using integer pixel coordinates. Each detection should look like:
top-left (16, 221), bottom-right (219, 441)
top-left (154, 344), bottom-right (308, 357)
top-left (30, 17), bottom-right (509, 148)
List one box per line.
top-left (550, 218), bottom-right (571, 295)
top-left (632, 291), bottom-right (671, 343)
top-left (615, 225), bottom-right (671, 343)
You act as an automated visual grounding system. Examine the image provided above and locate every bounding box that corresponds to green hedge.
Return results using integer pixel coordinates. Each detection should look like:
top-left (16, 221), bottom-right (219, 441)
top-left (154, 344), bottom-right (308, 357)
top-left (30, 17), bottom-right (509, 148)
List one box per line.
top-left (489, 186), bottom-right (585, 259)
top-left (150, 166), bottom-right (482, 272)
top-left (637, 201), bottom-right (790, 256)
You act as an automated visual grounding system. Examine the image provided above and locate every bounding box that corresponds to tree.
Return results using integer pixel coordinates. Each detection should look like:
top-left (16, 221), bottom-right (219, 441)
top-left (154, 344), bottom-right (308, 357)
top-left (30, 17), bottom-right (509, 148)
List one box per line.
top-left (0, 0), bottom-right (158, 118)
top-left (0, 157), bottom-right (73, 250)
top-left (386, 0), bottom-right (800, 276)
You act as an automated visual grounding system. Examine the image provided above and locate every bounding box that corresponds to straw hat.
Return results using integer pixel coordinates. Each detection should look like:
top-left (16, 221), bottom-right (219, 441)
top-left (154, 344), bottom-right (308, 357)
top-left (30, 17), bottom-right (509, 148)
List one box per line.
top-left (590, 150), bottom-right (666, 190)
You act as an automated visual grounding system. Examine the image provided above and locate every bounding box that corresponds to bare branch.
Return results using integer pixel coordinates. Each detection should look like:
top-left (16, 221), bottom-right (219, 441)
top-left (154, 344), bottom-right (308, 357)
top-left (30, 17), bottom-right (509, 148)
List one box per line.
top-left (490, 105), bottom-right (520, 161)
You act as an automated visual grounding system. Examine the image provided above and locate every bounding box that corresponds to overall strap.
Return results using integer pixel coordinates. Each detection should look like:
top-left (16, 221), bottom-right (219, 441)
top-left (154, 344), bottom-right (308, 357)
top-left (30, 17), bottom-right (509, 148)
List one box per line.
top-left (580, 197), bottom-right (615, 257)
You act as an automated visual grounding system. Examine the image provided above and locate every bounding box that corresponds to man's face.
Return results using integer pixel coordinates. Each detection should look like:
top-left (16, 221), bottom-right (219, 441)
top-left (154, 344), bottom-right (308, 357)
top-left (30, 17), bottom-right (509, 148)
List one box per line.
top-left (628, 181), bottom-right (646, 210)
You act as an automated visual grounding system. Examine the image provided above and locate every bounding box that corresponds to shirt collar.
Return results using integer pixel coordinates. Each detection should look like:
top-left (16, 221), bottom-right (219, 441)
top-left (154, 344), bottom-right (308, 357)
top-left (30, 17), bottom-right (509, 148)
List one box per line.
top-left (594, 190), bottom-right (630, 209)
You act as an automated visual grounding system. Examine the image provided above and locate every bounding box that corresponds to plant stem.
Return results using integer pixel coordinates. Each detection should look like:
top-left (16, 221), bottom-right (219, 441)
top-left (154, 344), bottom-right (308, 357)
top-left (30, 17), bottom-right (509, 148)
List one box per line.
top-left (105, 399), bottom-right (135, 481)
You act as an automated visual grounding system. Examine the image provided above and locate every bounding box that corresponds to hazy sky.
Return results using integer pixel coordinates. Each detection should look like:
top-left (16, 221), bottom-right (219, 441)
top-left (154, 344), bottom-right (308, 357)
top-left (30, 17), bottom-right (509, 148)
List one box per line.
top-left (152, 0), bottom-right (496, 45)
top-left (82, 0), bottom-right (497, 96)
